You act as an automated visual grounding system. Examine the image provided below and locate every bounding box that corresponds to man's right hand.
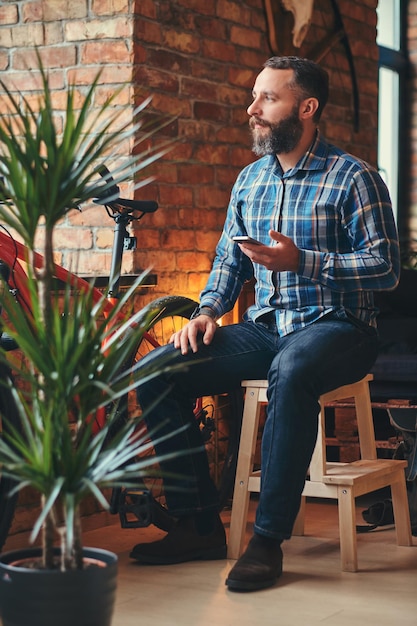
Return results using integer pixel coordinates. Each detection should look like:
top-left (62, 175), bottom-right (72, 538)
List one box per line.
top-left (169, 315), bottom-right (218, 354)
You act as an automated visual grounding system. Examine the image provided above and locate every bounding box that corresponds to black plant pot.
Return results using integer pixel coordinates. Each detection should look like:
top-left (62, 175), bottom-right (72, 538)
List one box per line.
top-left (0, 546), bottom-right (118, 626)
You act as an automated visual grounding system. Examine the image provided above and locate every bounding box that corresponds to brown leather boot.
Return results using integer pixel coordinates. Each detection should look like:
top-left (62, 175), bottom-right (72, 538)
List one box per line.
top-left (226, 534), bottom-right (283, 591)
top-left (130, 514), bottom-right (227, 564)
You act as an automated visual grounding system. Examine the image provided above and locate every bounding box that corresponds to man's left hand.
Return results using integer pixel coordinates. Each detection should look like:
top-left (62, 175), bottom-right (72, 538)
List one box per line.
top-left (237, 229), bottom-right (300, 272)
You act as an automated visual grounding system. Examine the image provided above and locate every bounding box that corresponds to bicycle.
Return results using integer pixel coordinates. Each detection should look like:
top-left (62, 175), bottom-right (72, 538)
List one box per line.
top-left (0, 168), bottom-right (243, 549)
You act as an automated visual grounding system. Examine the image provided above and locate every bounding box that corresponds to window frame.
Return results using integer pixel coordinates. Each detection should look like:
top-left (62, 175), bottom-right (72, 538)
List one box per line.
top-left (377, 0), bottom-right (408, 236)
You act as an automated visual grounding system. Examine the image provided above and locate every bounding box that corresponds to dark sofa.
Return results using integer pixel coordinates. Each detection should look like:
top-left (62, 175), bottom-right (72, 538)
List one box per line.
top-left (371, 268), bottom-right (417, 404)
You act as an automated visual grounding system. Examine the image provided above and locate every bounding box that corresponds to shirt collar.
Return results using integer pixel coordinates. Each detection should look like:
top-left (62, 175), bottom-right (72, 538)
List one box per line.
top-left (272, 130), bottom-right (329, 178)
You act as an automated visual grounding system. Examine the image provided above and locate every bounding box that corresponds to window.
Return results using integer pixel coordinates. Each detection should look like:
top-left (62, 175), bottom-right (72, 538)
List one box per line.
top-left (377, 0), bottom-right (407, 224)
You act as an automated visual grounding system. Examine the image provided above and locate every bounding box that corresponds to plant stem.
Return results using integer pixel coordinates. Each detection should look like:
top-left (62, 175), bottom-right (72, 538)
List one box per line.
top-left (74, 508), bottom-right (83, 570)
top-left (42, 502), bottom-right (55, 569)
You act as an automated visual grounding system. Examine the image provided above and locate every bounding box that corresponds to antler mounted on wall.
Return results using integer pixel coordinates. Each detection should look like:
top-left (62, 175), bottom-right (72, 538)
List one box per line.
top-left (263, 0), bottom-right (360, 132)
top-left (265, 0), bottom-right (315, 50)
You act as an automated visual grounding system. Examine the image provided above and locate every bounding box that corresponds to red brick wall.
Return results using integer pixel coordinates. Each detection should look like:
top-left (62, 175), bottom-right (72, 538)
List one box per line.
top-left (0, 0), bottom-right (381, 309)
top-left (132, 0), bottom-right (380, 305)
top-left (0, 0), bottom-right (385, 539)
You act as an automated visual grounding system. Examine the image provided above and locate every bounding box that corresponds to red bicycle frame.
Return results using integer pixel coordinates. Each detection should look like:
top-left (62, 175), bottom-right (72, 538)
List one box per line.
top-left (0, 229), bottom-right (161, 433)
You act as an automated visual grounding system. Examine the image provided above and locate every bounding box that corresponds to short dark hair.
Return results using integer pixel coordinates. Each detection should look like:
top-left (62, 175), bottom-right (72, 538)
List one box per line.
top-left (263, 56), bottom-right (329, 122)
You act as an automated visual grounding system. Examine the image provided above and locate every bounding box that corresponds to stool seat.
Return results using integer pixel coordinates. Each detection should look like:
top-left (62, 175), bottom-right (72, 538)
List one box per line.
top-left (227, 375), bottom-right (412, 572)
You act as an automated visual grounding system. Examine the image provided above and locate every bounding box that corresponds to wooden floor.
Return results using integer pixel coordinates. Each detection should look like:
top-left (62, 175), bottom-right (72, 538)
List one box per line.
top-left (4, 497), bottom-right (417, 626)
top-left (86, 494), bottom-right (417, 626)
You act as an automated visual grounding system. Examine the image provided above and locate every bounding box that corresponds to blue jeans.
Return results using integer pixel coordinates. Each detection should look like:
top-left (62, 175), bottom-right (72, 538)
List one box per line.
top-left (136, 310), bottom-right (379, 542)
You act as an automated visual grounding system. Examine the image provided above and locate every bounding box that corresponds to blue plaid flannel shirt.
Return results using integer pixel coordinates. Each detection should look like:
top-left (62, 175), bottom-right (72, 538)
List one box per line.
top-left (199, 131), bottom-right (400, 335)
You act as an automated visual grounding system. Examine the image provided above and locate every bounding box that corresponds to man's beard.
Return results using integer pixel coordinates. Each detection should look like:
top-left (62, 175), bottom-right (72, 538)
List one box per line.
top-left (250, 107), bottom-right (303, 156)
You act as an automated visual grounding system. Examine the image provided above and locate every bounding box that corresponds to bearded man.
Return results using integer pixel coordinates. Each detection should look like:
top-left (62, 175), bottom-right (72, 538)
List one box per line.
top-left (129, 56), bottom-right (400, 592)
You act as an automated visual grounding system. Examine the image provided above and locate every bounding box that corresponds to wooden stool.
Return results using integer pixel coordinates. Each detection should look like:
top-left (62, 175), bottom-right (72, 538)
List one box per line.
top-left (227, 375), bottom-right (412, 571)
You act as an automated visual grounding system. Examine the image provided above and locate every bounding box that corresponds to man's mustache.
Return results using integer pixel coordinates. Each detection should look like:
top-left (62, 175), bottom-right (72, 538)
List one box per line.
top-left (249, 117), bottom-right (271, 129)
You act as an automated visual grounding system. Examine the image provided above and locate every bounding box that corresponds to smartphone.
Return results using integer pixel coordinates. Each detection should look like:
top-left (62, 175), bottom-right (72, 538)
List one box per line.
top-left (232, 235), bottom-right (262, 245)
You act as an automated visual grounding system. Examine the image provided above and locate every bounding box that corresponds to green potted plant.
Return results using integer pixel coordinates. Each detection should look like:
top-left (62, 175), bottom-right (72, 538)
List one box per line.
top-left (0, 54), bottom-right (177, 626)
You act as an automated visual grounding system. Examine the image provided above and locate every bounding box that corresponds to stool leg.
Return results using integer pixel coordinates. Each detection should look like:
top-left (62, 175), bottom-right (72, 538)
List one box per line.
top-left (293, 496), bottom-right (306, 535)
top-left (391, 470), bottom-right (412, 546)
top-left (337, 486), bottom-right (358, 572)
top-left (354, 381), bottom-right (377, 461)
top-left (227, 387), bottom-right (262, 560)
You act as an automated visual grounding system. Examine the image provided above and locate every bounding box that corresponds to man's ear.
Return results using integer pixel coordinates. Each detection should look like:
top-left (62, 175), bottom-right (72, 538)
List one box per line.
top-left (299, 97), bottom-right (319, 120)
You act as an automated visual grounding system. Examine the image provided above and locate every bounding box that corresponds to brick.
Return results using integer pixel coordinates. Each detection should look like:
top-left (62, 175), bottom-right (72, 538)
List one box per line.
top-left (239, 48), bottom-right (270, 69)
top-left (129, 228), bottom-right (160, 249)
top-left (183, 77), bottom-right (218, 100)
top-left (67, 65), bottom-right (133, 85)
top-left (43, 0), bottom-right (88, 21)
top-left (65, 250), bottom-right (113, 274)
top-left (162, 29), bottom-right (200, 54)
top-left (146, 48), bottom-right (192, 75)
top-left (0, 26), bottom-right (13, 49)
top-left (43, 22), bottom-right (65, 45)
top-left (230, 24), bottom-right (261, 49)
top-left (177, 164), bottom-right (214, 185)
top-left (134, 0), bottom-right (157, 19)
top-left (95, 228), bottom-right (115, 249)
top-left (216, 126), bottom-right (249, 146)
top-left (69, 204), bottom-right (112, 227)
top-left (230, 147), bottom-right (254, 167)
top-left (5, 23), bottom-right (45, 47)
top-left (216, 166), bottom-right (242, 188)
top-left (175, 0), bottom-right (216, 16)
top-left (217, 0), bottom-right (251, 25)
top-left (134, 17), bottom-right (162, 45)
top-left (151, 92), bottom-right (192, 117)
top-left (22, 1), bottom-right (44, 22)
top-left (195, 16), bottom-right (227, 40)
top-left (1, 69), bottom-right (64, 92)
top-left (159, 185), bottom-right (194, 208)
top-left (196, 230), bottom-right (220, 252)
top-left (202, 39), bottom-right (236, 63)
top-left (228, 66), bottom-right (256, 89)
top-left (177, 251), bottom-right (212, 272)
top-left (0, 4), bottom-right (18, 25)
top-left (190, 59), bottom-right (227, 83)
top-left (217, 84), bottom-right (249, 106)
top-left (94, 85), bottom-right (132, 106)
top-left (65, 17), bottom-right (132, 41)
top-left (161, 229), bottom-right (196, 251)
top-left (13, 46), bottom-right (77, 70)
top-left (133, 66), bottom-right (179, 93)
top-left (178, 208), bottom-right (220, 230)
top-left (51, 228), bottom-right (93, 251)
top-left (80, 41), bottom-right (132, 65)
top-left (194, 144), bottom-right (231, 165)
top-left (0, 51), bottom-right (9, 70)
top-left (197, 186), bottom-right (231, 210)
top-left (194, 101), bottom-right (229, 123)
top-left (92, 0), bottom-right (129, 16)
top-left (135, 249), bottom-right (177, 272)
top-left (187, 271), bottom-right (209, 295)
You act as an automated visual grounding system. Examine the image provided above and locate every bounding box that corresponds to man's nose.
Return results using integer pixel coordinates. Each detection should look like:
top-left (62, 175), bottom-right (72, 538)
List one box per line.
top-left (247, 99), bottom-right (259, 116)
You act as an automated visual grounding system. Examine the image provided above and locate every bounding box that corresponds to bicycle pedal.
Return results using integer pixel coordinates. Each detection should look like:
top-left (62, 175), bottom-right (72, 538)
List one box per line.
top-left (118, 488), bottom-right (153, 528)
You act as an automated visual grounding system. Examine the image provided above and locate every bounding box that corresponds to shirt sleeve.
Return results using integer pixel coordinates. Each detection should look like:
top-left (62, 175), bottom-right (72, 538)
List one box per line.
top-left (298, 167), bottom-right (400, 292)
top-left (197, 185), bottom-right (255, 319)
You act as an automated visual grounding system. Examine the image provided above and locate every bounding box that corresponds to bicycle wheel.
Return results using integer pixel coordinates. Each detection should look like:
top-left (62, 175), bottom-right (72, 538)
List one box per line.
top-left (115, 295), bottom-right (243, 524)
top-left (0, 365), bottom-right (20, 550)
